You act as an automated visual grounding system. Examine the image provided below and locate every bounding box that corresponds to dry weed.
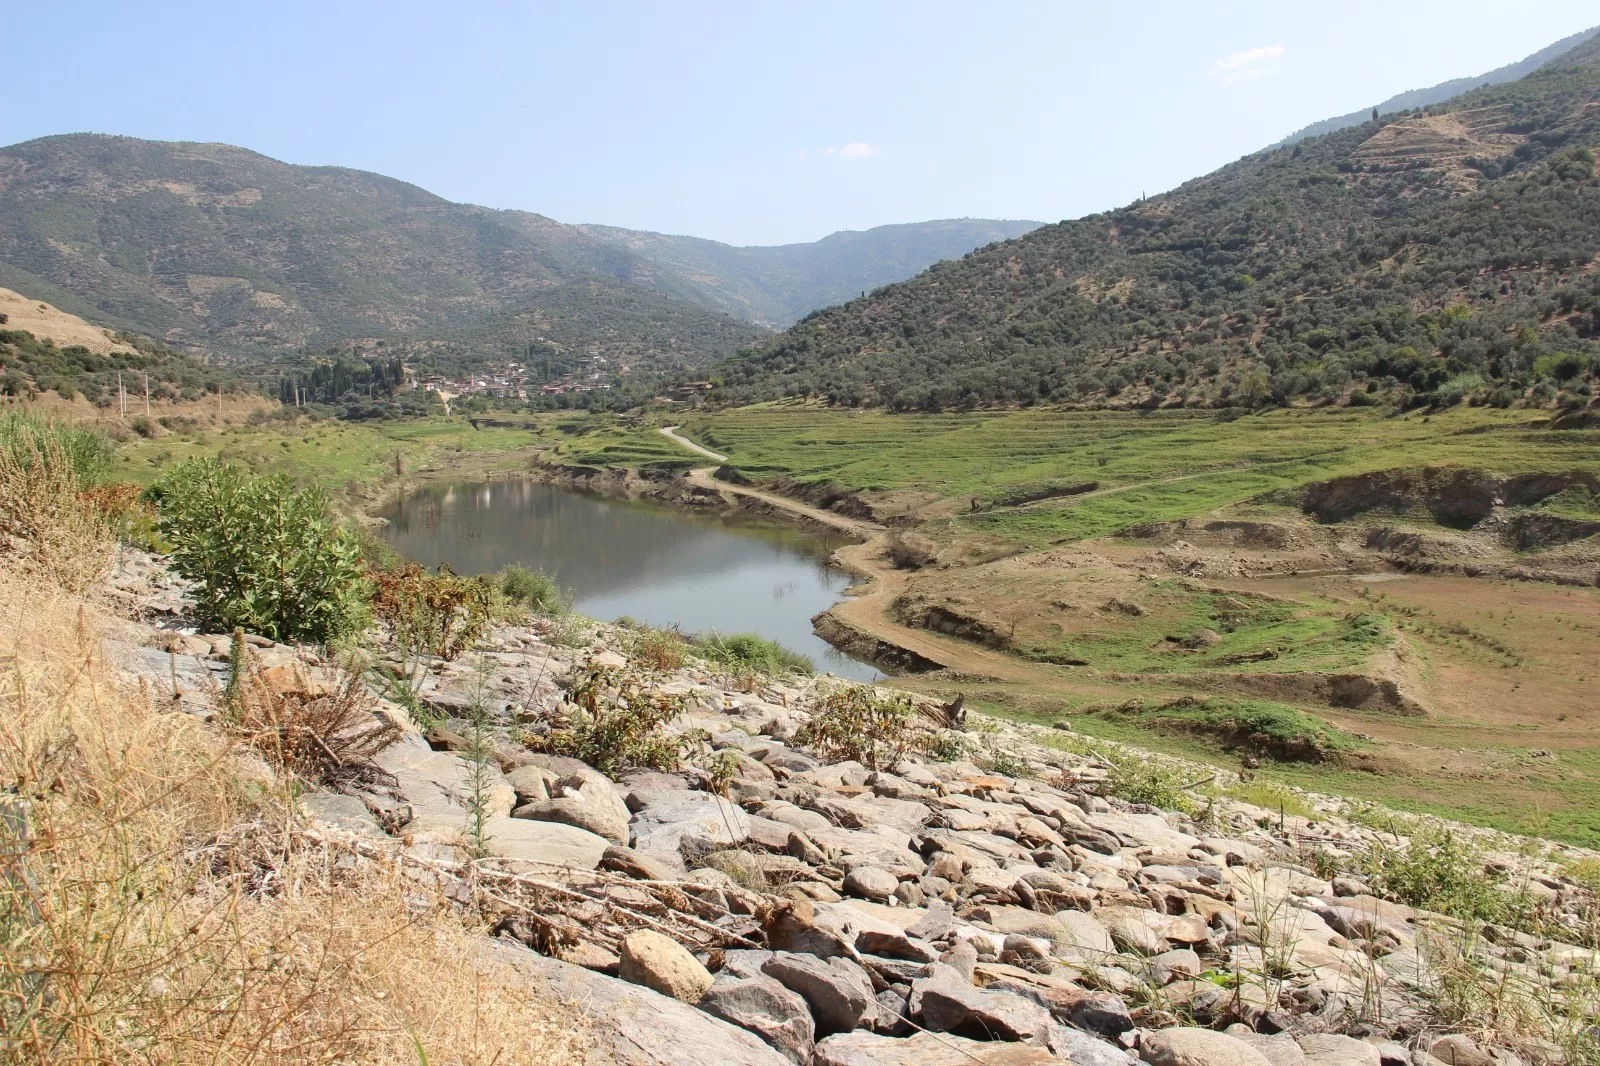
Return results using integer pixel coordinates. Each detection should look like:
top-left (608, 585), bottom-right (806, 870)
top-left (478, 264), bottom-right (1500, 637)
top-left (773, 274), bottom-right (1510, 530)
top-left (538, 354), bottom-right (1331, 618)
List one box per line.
top-left (0, 417), bottom-right (111, 592)
top-left (223, 640), bottom-right (400, 791)
top-left (0, 566), bottom-right (586, 1064)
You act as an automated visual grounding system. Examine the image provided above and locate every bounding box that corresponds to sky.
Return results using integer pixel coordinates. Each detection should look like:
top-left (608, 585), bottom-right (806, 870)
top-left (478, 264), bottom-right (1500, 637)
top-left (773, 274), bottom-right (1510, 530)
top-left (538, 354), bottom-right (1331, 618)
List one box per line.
top-left (5, 1), bottom-right (1597, 246)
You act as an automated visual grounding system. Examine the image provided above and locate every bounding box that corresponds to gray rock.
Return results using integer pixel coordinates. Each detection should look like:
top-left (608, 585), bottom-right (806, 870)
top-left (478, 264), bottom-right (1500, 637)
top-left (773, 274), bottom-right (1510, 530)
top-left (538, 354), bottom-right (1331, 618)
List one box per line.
top-left (1142, 1028), bottom-right (1275, 1066)
top-left (762, 952), bottom-right (876, 1035)
top-left (631, 791), bottom-right (752, 866)
top-left (299, 792), bottom-right (385, 837)
top-left (843, 866), bottom-right (899, 902)
top-left (698, 974), bottom-right (816, 1063)
top-left (1297, 1035), bottom-right (1381, 1066)
top-left (1047, 1023), bottom-right (1135, 1066)
top-left (812, 1029), bottom-right (1060, 1065)
top-left (481, 940), bottom-right (792, 1066)
top-left (912, 981), bottom-right (1054, 1042)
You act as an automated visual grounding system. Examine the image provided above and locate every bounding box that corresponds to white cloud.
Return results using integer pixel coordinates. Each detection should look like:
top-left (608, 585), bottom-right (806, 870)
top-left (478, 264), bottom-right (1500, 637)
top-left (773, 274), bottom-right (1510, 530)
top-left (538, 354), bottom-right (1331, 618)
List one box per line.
top-left (1210, 44), bottom-right (1286, 88)
top-left (825, 142), bottom-right (882, 160)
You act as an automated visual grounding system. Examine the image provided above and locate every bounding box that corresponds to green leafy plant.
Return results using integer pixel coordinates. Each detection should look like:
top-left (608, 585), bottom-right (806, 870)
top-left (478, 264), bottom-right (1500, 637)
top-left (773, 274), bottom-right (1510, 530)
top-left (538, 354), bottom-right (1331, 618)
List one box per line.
top-left (1360, 823), bottom-right (1507, 924)
top-left (693, 632), bottom-right (813, 676)
top-left (369, 564), bottom-right (494, 663)
top-left (156, 458), bottom-right (369, 645)
top-left (498, 564), bottom-right (571, 616)
top-left (526, 662), bottom-right (703, 776)
top-left (795, 685), bottom-right (940, 771)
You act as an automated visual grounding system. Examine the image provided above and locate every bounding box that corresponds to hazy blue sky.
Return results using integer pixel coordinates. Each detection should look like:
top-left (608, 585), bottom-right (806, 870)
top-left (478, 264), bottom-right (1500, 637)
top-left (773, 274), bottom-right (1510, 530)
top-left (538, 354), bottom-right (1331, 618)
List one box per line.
top-left (5, 2), bottom-right (1596, 245)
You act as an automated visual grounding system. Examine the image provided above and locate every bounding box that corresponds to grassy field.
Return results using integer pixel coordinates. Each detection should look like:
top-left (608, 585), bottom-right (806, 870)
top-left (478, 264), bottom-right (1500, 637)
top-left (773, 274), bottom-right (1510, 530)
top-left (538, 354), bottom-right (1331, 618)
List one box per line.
top-left (113, 416), bottom-right (568, 497)
top-left (676, 403), bottom-right (1600, 542)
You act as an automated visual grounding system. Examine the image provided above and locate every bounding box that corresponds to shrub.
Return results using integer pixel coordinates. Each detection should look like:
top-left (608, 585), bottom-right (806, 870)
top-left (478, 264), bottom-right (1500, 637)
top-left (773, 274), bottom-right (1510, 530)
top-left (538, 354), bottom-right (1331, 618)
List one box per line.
top-left (1360, 822), bottom-right (1507, 923)
top-left (129, 414), bottom-right (157, 437)
top-left (0, 411), bottom-right (114, 590)
top-left (632, 627), bottom-right (688, 670)
top-left (499, 563), bottom-right (570, 616)
top-left (525, 662), bottom-right (702, 776)
top-left (796, 685), bottom-right (935, 770)
top-left (370, 563), bottom-right (494, 662)
top-left (156, 458), bottom-right (369, 644)
top-left (694, 631), bottom-right (814, 675)
top-left (1105, 754), bottom-right (1202, 814)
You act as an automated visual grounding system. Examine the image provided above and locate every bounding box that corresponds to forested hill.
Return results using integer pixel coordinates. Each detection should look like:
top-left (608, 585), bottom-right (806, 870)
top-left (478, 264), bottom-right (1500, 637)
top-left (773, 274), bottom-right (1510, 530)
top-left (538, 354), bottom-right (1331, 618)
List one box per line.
top-left (0, 135), bottom-right (1031, 368)
top-left (714, 37), bottom-right (1600, 413)
top-left (1274, 25), bottom-right (1599, 147)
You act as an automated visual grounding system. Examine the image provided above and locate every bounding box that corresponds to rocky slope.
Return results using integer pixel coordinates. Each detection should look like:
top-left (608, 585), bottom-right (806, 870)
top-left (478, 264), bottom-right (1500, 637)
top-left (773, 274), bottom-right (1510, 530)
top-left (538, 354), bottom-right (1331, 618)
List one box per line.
top-left (103, 551), bottom-right (1599, 1066)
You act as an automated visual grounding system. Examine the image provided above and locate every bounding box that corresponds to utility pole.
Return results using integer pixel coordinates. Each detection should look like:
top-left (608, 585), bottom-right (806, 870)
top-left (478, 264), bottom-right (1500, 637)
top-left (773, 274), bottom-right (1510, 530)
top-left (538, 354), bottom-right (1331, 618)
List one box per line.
top-left (216, 382), bottom-right (223, 421)
top-left (143, 373), bottom-right (150, 417)
top-left (118, 370), bottom-right (126, 421)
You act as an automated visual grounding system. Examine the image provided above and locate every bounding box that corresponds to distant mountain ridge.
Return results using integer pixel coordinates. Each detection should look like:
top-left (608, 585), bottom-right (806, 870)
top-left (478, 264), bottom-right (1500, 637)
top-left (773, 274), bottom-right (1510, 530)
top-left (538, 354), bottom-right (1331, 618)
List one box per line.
top-left (0, 133), bottom-right (1037, 367)
top-left (1274, 24), bottom-right (1600, 147)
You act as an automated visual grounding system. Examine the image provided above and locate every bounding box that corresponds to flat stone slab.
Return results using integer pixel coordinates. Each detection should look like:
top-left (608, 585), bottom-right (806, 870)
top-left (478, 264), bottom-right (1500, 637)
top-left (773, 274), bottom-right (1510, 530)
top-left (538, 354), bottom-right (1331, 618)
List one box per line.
top-left (482, 941), bottom-right (792, 1066)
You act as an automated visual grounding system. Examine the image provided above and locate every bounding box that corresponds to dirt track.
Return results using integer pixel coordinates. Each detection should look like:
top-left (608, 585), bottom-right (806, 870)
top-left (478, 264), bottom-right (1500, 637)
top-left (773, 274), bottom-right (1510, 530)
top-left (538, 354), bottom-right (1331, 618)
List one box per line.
top-left (677, 461), bottom-right (1040, 681)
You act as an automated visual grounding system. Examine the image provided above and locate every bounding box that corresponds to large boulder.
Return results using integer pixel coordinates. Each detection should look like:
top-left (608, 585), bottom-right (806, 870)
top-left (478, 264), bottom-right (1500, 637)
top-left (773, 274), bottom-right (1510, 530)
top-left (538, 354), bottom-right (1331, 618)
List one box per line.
top-left (1297, 1035), bottom-right (1381, 1066)
top-left (812, 1030), bottom-right (1060, 1065)
top-left (761, 952), bottom-right (876, 1035)
top-left (619, 929), bottom-right (715, 1003)
top-left (482, 940), bottom-right (792, 1066)
top-left (515, 766), bottom-right (632, 844)
top-left (698, 974), bottom-right (816, 1063)
top-left (1141, 1028), bottom-right (1275, 1066)
top-left (911, 982), bottom-right (1053, 1042)
top-left (630, 790), bottom-right (752, 867)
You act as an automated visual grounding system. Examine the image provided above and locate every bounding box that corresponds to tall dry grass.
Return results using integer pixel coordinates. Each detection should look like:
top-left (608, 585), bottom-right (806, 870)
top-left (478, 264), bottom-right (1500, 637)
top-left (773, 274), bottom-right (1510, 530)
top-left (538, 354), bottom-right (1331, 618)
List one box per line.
top-left (0, 411), bottom-right (114, 592)
top-left (0, 566), bottom-right (587, 1064)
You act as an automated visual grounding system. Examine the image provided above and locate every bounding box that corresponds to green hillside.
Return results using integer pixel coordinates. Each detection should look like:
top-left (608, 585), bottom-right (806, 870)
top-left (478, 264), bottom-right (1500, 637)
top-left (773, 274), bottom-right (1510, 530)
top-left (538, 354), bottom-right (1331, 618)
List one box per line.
top-left (0, 135), bottom-right (1032, 367)
top-left (715, 38), bottom-right (1600, 414)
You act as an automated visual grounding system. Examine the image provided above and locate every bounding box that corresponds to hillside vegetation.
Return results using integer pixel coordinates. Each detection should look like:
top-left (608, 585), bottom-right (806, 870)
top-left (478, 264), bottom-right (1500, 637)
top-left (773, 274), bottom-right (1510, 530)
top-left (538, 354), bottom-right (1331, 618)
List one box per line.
top-left (716, 37), bottom-right (1600, 414)
top-left (0, 134), bottom-right (1030, 370)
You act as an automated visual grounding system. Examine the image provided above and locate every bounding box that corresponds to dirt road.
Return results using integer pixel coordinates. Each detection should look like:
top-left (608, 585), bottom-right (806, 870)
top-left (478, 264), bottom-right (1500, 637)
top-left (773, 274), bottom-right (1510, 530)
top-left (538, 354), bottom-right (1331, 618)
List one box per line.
top-left (670, 450), bottom-right (1040, 681)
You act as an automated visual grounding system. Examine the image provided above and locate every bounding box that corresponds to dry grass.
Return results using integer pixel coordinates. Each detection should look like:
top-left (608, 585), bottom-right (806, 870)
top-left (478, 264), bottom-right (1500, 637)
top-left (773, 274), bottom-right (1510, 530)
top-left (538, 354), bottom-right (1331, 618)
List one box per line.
top-left (223, 642), bottom-right (401, 792)
top-left (0, 416), bottom-right (112, 592)
top-left (0, 566), bottom-right (587, 1064)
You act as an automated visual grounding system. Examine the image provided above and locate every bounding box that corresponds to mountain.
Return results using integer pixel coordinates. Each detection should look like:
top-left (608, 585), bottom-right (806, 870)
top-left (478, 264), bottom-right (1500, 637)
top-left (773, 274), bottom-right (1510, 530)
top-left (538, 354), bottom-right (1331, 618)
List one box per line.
top-left (1275, 25), bottom-right (1600, 147)
top-left (0, 134), bottom-right (1035, 370)
top-left (573, 218), bottom-right (1041, 326)
top-left (716, 35), bottom-right (1600, 411)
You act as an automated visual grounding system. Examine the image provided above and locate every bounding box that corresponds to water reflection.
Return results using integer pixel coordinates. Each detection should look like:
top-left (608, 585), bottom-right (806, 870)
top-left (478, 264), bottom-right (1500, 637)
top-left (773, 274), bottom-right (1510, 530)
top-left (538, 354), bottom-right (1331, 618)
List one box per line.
top-left (377, 480), bottom-right (881, 681)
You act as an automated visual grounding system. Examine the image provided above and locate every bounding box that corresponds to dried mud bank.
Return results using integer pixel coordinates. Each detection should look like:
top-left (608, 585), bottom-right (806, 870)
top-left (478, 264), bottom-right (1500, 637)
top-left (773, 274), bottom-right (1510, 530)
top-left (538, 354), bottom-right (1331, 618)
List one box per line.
top-left (101, 550), bottom-right (1600, 1066)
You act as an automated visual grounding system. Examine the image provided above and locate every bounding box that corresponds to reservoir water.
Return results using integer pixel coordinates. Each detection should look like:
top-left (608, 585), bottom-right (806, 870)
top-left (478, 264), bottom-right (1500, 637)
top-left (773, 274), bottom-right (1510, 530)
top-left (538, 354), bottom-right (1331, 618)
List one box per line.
top-left (376, 480), bottom-right (881, 681)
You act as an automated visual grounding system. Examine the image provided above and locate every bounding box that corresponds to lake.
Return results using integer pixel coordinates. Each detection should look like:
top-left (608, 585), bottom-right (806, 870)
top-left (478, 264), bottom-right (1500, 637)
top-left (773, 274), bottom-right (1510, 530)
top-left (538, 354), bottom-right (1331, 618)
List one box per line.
top-left (376, 479), bottom-right (882, 681)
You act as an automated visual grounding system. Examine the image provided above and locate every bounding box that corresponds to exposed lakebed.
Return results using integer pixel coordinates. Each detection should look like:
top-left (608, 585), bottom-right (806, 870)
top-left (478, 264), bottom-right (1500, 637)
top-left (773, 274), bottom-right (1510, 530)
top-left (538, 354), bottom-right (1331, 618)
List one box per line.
top-left (377, 479), bottom-right (881, 681)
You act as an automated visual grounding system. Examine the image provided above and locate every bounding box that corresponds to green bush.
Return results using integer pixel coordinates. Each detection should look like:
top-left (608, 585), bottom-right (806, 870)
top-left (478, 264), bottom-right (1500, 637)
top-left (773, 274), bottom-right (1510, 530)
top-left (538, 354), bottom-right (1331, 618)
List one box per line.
top-left (527, 662), bottom-right (703, 776)
top-left (156, 458), bottom-right (368, 644)
top-left (1360, 823), bottom-right (1507, 923)
top-left (498, 563), bottom-right (570, 616)
top-left (796, 685), bottom-right (933, 770)
top-left (694, 631), bottom-right (813, 675)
